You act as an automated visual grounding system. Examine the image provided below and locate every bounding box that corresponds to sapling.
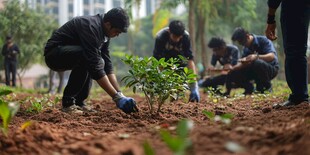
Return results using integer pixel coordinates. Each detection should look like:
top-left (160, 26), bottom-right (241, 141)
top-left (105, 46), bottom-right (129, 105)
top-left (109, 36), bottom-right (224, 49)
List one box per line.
top-left (122, 55), bottom-right (196, 113)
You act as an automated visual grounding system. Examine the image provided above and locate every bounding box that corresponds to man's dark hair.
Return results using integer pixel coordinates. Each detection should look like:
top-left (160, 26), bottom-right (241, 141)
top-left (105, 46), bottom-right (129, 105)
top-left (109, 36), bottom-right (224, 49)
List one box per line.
top-left (208, 37), bottom-right (226, 48)
top-left (103, 7), bottom-right (130, 33)
top-left (231, 27), bottom-right (248, 45)
top-left (169, 20), bottom-right (185, 36)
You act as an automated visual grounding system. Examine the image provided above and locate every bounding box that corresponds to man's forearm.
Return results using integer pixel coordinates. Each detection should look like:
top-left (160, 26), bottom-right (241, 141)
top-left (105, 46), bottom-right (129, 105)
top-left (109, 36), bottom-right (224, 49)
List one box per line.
top-left (257, 53), bottom-right (275, 62)
top-left (107, 74), bottom-right (121, 92)
top-left (96, 75), bottom-right (118, 97)
top-left (187, 60), bottom-right (197, 80)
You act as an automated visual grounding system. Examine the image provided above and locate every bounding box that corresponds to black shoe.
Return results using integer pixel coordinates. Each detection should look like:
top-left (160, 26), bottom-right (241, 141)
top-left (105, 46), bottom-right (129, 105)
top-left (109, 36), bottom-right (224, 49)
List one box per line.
top-left (243, 82), bottom-right (254, 95)
top-left (256, 82), bottom-right (272, 94)
top-left (272, 100), bottom-right (304, 109)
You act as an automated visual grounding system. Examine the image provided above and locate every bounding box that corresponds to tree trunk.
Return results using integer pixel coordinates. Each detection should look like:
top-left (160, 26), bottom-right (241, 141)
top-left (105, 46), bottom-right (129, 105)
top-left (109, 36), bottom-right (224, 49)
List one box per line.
top-left (198, 15), bottom-right (207, 73)
top-left (188, 0), bottom-right (196, 59)
top-left (17, 72), bottom-right (23, 88)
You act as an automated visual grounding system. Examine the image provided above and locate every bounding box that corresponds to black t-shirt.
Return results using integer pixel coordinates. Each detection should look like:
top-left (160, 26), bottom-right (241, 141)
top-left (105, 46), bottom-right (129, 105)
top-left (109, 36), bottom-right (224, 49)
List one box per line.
top-left (2, 43), bottom-right (19, 61)
top-left (153, 27), bottom-right (194, 66)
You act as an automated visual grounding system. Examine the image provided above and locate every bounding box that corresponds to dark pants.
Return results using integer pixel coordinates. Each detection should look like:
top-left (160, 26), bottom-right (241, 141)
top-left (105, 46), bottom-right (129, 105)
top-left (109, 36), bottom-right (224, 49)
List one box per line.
top-left (200, 74), bottom-right (226, 93)
top-left (280, 1), bottom-right (310, 103)
top-left (45, 46), bottom-right (92, 107)
top-left (226, 59), bottom-right (278, 95)
top-left (4, 60), bottom-right (17, 87)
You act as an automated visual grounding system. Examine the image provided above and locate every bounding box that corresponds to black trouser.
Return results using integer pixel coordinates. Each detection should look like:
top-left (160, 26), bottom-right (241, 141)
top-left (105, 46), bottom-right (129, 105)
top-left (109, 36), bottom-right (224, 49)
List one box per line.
top-left (281, 2), bottom-right (309, 103)
top-left (200, 74), bottom-right (226, 92)
top-left (45, 46), bottom-right (92, 107)
top-left (226, 59), bottom-right (278, 94)
top-left (4, 60), bottom-right (17, 87)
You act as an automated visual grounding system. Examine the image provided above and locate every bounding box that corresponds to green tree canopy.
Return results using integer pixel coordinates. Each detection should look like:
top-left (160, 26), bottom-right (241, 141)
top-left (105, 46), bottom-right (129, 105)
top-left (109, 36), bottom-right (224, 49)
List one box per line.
top-left (0, 0), bottom-right (58, 85)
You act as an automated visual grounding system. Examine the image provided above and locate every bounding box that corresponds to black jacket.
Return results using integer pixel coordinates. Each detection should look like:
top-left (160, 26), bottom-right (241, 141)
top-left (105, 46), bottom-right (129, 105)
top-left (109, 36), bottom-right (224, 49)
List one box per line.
top-left (2, 43), bottom-right (19, 62)
top-left (44, 14), bottom-right (113, 80)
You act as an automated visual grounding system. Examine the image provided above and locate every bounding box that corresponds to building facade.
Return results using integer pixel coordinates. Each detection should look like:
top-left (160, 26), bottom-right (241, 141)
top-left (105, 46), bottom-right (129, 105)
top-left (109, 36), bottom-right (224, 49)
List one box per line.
top-left (17, 0), bottom-right (161, 26)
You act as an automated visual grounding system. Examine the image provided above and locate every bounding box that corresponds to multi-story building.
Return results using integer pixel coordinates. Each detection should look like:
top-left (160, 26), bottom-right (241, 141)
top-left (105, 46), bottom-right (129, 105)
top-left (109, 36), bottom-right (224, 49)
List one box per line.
top-left (11, 0), bottom-right (162, 26)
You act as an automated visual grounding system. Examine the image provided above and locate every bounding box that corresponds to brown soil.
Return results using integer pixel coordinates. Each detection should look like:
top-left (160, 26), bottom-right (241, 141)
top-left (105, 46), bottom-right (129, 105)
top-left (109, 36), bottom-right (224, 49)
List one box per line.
top-left (1, 92), bottom-right (310, 155)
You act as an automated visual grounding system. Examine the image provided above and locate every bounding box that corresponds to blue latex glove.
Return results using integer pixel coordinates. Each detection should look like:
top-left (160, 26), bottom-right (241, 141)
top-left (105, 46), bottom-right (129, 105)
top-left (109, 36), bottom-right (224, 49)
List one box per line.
top-left (189, 82), bottom-right (200, 102)
top-left (113, 92), bottom-right (139, 114)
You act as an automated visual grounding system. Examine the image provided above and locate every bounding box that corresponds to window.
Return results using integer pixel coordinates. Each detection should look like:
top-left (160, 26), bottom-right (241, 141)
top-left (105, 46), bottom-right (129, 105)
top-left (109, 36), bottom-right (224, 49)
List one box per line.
top-left (97, 0), bottom-right (105, 4)
top-left (84, 0), bottom-right (89, 5)
top-left (52, 7), bottom-right (58, 14)
top-left (113, 0), bottom-right (121, 7)
top-left (68, 4), bottom-right (73, 13)
top-left (84, 10), bottom-right (90, 15)
top-left (94, 8), bottom-right (105, 14)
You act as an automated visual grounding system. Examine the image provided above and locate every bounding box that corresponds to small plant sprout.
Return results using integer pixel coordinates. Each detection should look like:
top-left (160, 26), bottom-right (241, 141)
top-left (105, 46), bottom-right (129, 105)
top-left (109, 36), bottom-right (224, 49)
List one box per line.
top-left (122, 55), bottom-right (196, 113)
top-left (143, 140), bottom-right (155, 155)
top-left (202, 110), bottom-right (234, 125)
top-left (26, 97), bottom-right (44, 113)
top-left (0, 88), bottom-right (19, 136)
top-left (160, 119), bottom-right (194, 155)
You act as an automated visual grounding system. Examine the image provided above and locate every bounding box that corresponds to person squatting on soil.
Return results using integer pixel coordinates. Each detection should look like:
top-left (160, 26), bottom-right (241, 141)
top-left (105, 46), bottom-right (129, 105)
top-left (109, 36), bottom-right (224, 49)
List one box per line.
top-left (153, 20), bottom-right (200, 102)
top-left (198, 37), bottom-right (240, 95)
top-left (1, 35), bottom-right (20, 87)
top-left (224, 27), bottom-right (279, 96)
top-left (266, 0), bottom-right (310, 107)
top-left (44, 7), bottom-right (138, 114)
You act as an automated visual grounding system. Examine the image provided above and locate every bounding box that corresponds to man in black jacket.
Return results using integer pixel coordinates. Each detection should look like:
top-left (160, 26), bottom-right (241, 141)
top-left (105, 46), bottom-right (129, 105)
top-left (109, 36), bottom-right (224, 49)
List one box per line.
top-left (44, 7), bottom-right (138, 114)
top-left (1, 35), bottom-right (19, 87)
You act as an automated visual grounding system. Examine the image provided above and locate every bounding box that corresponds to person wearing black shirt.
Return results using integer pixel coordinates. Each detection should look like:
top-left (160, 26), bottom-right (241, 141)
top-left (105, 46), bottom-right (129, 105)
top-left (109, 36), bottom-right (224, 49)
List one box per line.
top-left (44, 7), bottom-right (138, 114)
top-left (153, 20), bottom-right (200, 102)
top-left (1, 35), bottom-right (19, 87)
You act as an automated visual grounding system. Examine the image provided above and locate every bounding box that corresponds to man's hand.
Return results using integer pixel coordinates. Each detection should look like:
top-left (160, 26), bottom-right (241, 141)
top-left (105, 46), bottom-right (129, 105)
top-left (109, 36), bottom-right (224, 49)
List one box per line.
top-left (238, 54), bottom-right (258, 64)
top-left (189, 83), bottom-right (200, 102)
top-left (113, 92), bottom-right (139, 114)
top-left (265, 24), bottom-right (278, 41)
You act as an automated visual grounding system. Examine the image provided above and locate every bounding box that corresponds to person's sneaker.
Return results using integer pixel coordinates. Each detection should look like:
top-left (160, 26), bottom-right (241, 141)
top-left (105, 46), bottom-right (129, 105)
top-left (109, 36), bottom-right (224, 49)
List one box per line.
top-left (61, 105), bottom-right (84, 114)
top-left (78, 104), bottom-right (97, 113)
top-left (272, 100), bottom-right (307, 109)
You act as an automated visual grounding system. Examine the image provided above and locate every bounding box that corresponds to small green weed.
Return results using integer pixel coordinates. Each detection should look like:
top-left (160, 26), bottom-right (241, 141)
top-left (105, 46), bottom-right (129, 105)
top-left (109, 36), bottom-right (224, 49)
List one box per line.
top-left (202, 110), bottom-right (234, 125)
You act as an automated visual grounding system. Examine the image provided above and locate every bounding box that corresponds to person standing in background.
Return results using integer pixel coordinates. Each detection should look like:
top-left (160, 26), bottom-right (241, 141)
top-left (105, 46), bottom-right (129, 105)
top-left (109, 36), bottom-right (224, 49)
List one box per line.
top-left (1, 35), bottom-right (20, 87)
